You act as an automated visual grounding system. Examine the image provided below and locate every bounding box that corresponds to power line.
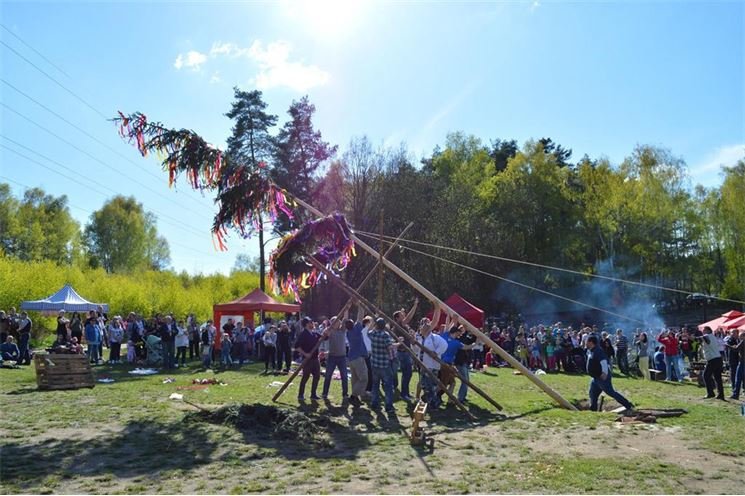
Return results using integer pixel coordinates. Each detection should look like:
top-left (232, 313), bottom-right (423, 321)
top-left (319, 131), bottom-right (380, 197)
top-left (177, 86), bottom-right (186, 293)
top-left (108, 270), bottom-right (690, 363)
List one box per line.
top-left (0, 138), bottom-right (206, 238)
top-left (0, 173), bottom-right (222, 259)
top-left (0, 24), bottom-right (71, 78)
top-left (357, 232), bottom-right (647, 326)
top-left (357, 229), bottom-right (745, 306)
top-left (1, 102), bottom-right (215, 223)
top-left (1, 78), bottom-right (217, 211)
top-left (1, 33), bottom-right (216, 213)
top-left (0, 39), bottom-right (106, 119)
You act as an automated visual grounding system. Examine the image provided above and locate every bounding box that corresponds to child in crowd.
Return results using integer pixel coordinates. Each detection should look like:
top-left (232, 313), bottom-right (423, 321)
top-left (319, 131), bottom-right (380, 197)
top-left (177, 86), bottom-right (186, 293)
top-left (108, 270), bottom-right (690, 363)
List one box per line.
top-left (546, 339), bottom-right (556, 372)
top-left (221, 333), bottom-right (233, 367)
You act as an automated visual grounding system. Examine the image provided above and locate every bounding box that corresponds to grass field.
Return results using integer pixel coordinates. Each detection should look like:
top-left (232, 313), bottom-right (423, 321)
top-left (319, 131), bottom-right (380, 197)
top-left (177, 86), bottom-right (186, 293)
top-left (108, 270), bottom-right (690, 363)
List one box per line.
top-left (1, 357), bottom-right (743, 494)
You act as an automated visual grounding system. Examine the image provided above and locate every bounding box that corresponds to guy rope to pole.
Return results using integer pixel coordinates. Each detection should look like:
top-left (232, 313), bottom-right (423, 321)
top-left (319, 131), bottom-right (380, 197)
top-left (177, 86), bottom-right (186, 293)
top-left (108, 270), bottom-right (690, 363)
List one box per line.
top-left (290, 196), bottom-right (578, 412)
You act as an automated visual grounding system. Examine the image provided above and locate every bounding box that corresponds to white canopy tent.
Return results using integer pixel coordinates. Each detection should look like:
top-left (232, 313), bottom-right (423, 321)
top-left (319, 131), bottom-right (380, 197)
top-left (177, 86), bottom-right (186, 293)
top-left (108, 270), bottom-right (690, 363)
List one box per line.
top-left (20, 284), bottom-right (109, 314)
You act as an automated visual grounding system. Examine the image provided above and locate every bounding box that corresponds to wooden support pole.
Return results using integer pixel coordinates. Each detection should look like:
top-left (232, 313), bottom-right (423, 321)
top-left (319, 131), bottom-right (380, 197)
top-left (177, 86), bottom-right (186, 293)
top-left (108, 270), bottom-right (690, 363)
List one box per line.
top-left (292, 197), bottom-right (577, 411)
top-left (308, 257), bottom-right (477, 421)
top-left (271, 222), bottom-right (414, 403)
top-left (310, 255), bottom-right (502, 412)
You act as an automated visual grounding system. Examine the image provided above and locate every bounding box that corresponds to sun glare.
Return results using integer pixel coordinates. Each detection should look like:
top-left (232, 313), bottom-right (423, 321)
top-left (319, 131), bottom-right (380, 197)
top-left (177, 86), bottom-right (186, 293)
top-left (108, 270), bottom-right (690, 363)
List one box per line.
top-left (281, 0), bottom-right (371, 40)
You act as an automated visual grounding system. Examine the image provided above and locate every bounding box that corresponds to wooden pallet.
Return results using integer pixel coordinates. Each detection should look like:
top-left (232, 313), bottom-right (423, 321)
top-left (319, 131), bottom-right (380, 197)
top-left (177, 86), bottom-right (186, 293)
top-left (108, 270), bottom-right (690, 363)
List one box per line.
top-left (34, 354), bottom-right (95, 390)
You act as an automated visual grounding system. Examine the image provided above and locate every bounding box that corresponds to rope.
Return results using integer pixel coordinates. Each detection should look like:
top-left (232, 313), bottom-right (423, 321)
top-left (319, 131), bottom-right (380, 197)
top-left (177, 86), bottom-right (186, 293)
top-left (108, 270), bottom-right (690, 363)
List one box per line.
top-left (357, 232), bottom-right (648, 326)
top-left (356, 229), bottom-right (745, 306)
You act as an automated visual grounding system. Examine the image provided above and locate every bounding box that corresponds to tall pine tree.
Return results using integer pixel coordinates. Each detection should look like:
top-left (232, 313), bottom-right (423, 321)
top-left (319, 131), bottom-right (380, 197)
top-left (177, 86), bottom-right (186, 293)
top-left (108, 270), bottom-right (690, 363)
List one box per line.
top-left (272, 96), bottom-right (337, 233)
top-left (224, 88), bottom-right (277, 291)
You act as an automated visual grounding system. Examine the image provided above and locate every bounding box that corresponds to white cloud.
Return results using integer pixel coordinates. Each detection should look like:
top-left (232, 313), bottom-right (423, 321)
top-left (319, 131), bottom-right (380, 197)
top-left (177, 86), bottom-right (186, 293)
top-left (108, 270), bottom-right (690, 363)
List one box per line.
top-left (173, 50), bottom-right (208, 71)
top-left (210, 42), bottom-right (235, 56)
top-left (174, 40), bottom-right (329, 91)
top-left (692, 144), bottom-right (744, 174)
top-left (209, 42), bottom-right (250, 58)
top-left (246, 40), bottom-right (330, 92)
top-left (531, 0), bottom-right (541, 12)
top-left (690, 144), bottom-right (744, 186)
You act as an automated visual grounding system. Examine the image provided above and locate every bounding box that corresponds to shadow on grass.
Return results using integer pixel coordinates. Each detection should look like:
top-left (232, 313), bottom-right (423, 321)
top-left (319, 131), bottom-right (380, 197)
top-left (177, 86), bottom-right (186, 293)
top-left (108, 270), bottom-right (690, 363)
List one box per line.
top-left (1, 402), bottom-right (372, 489)
top-left (0, 416), bottom-right (219, 486)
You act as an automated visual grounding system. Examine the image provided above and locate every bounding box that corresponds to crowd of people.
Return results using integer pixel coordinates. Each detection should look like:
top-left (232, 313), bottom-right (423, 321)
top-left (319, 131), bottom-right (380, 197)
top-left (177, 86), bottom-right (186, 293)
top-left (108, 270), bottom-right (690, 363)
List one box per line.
top-left (1, 300), bottom-right (742, 407)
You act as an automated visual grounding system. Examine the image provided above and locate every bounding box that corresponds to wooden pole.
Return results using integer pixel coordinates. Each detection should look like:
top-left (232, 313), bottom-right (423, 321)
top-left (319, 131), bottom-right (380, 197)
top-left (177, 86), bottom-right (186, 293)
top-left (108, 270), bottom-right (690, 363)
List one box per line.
top-left (310, 256), bottom-right (503, 411)
top-left (308, 256), bottom-right (476, 421)
top-left (378, 208), bottom-right (384, 309)
top-left (271, 222), bottom-right (414, 402)
top-left (291, 197), bottom-right (577, 411)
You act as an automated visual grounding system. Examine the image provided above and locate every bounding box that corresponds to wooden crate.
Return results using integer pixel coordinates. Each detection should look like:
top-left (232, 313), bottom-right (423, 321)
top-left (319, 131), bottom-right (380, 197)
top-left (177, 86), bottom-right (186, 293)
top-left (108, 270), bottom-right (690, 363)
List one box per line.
top-left (34, 353), bottom-right (95, 390)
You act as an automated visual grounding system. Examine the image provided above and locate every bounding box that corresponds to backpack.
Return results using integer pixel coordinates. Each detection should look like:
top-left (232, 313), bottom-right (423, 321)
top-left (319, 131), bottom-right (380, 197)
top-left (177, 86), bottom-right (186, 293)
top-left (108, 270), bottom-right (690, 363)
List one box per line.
top-left (201, 328), bottom-right (210, 345)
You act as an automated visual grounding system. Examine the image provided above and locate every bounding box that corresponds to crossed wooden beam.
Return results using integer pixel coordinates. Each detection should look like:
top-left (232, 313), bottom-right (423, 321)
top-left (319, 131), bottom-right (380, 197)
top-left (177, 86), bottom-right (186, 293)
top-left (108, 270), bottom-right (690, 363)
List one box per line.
top-left (272, 223), bottom-right (501, 419)
top-left (285, 197), bottom-right (577, 412)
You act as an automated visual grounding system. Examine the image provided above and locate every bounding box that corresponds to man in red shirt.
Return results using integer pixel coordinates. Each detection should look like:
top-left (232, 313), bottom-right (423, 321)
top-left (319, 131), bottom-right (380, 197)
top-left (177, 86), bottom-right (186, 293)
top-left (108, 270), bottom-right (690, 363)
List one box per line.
top-left (657, 330), bottom-right (683, 382)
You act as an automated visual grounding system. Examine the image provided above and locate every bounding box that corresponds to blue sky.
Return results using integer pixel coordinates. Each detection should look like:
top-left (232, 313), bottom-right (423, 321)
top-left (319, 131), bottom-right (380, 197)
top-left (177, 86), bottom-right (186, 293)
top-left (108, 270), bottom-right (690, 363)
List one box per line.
top-left (1, 0), bottom-right (743, 275)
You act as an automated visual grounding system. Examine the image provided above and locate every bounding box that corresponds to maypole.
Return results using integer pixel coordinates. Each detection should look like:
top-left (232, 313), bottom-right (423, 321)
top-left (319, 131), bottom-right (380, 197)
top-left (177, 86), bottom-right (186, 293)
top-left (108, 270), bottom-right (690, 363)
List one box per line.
top-left (112, 111), bottom-right (577, 412)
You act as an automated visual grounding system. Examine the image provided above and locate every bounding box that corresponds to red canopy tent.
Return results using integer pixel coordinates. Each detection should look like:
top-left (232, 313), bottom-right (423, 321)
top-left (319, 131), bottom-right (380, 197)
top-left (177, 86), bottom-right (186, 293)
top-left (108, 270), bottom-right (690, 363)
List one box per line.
top-left (427, 293), bottom-right (485, 329)
top-left (721, 314), bottom-right (745, 330)
top-left (213, 288), bottom-right (300, 328)
top-left (698, 310), bottom-right (744, 332)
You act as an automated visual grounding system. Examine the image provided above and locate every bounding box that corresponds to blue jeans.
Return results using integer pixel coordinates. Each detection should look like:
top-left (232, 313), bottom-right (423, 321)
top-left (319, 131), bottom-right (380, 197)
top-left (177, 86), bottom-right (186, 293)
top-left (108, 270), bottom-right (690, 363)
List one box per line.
top-left (322, 355), bottom-right (348, 397)
top-left (221, 346), bottom-right (233, 366)
top-left (456, 363), bottom-right (470, 402)
top-left (421, 369), bottom-right (441, 408)
top-left (397, 350), bottom-right (413, 397)
top-left (731, 361), bottom-right (743, 398)
top-left (589, 374), bottom-right (633, 410)
top-left (371, 366), bottom-right (394, 410)
top-left (87, 343), bottom-right (100, 363)
top-left (665, 354), bottom-right (682, 381)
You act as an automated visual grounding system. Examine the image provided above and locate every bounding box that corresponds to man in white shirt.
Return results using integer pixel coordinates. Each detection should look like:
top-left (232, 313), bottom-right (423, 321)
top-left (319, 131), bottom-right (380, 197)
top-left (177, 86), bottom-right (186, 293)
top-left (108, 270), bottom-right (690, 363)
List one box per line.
top-left (413, 306), bottom-right (446, 408)
top-left (361, 315), bottom-right (374, 394)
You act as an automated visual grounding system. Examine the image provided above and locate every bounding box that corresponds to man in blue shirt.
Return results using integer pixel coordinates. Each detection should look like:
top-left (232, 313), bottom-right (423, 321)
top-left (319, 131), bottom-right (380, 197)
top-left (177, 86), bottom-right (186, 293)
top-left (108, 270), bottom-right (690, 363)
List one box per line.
top-left (586, 335), bottom-right (634, 412)
top-left (441, 325), bottom-right (474, 403)
top-left (347, 308), bottom-right (369, 406)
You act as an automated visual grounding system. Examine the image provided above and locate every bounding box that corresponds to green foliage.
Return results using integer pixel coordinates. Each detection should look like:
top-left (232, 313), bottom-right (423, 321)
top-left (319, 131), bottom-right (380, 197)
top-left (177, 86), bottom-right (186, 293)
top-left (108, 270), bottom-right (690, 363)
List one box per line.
top-left (0, 256), bottom-right (262, 336)
top-left (306, 136), bottom-right (745, 315)
top-left (719, 160), bottom-right (745, 299)
top-left (0, 184), bottom-right (81, 265)
top-left (84, 196), bottom-right (171, 273)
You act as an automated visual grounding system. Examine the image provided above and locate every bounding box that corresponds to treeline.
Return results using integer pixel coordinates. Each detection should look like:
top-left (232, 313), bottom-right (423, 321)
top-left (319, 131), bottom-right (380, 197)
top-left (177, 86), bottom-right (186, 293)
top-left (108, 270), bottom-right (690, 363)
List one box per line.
top-left (0, 186), bottom-right (170, 273)
top-left (304, 136), bottom-right (745, 317)
top-left (196, 88), bottom-right (744, 317)
top-left (0, 257), bottom-right (261, 338)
